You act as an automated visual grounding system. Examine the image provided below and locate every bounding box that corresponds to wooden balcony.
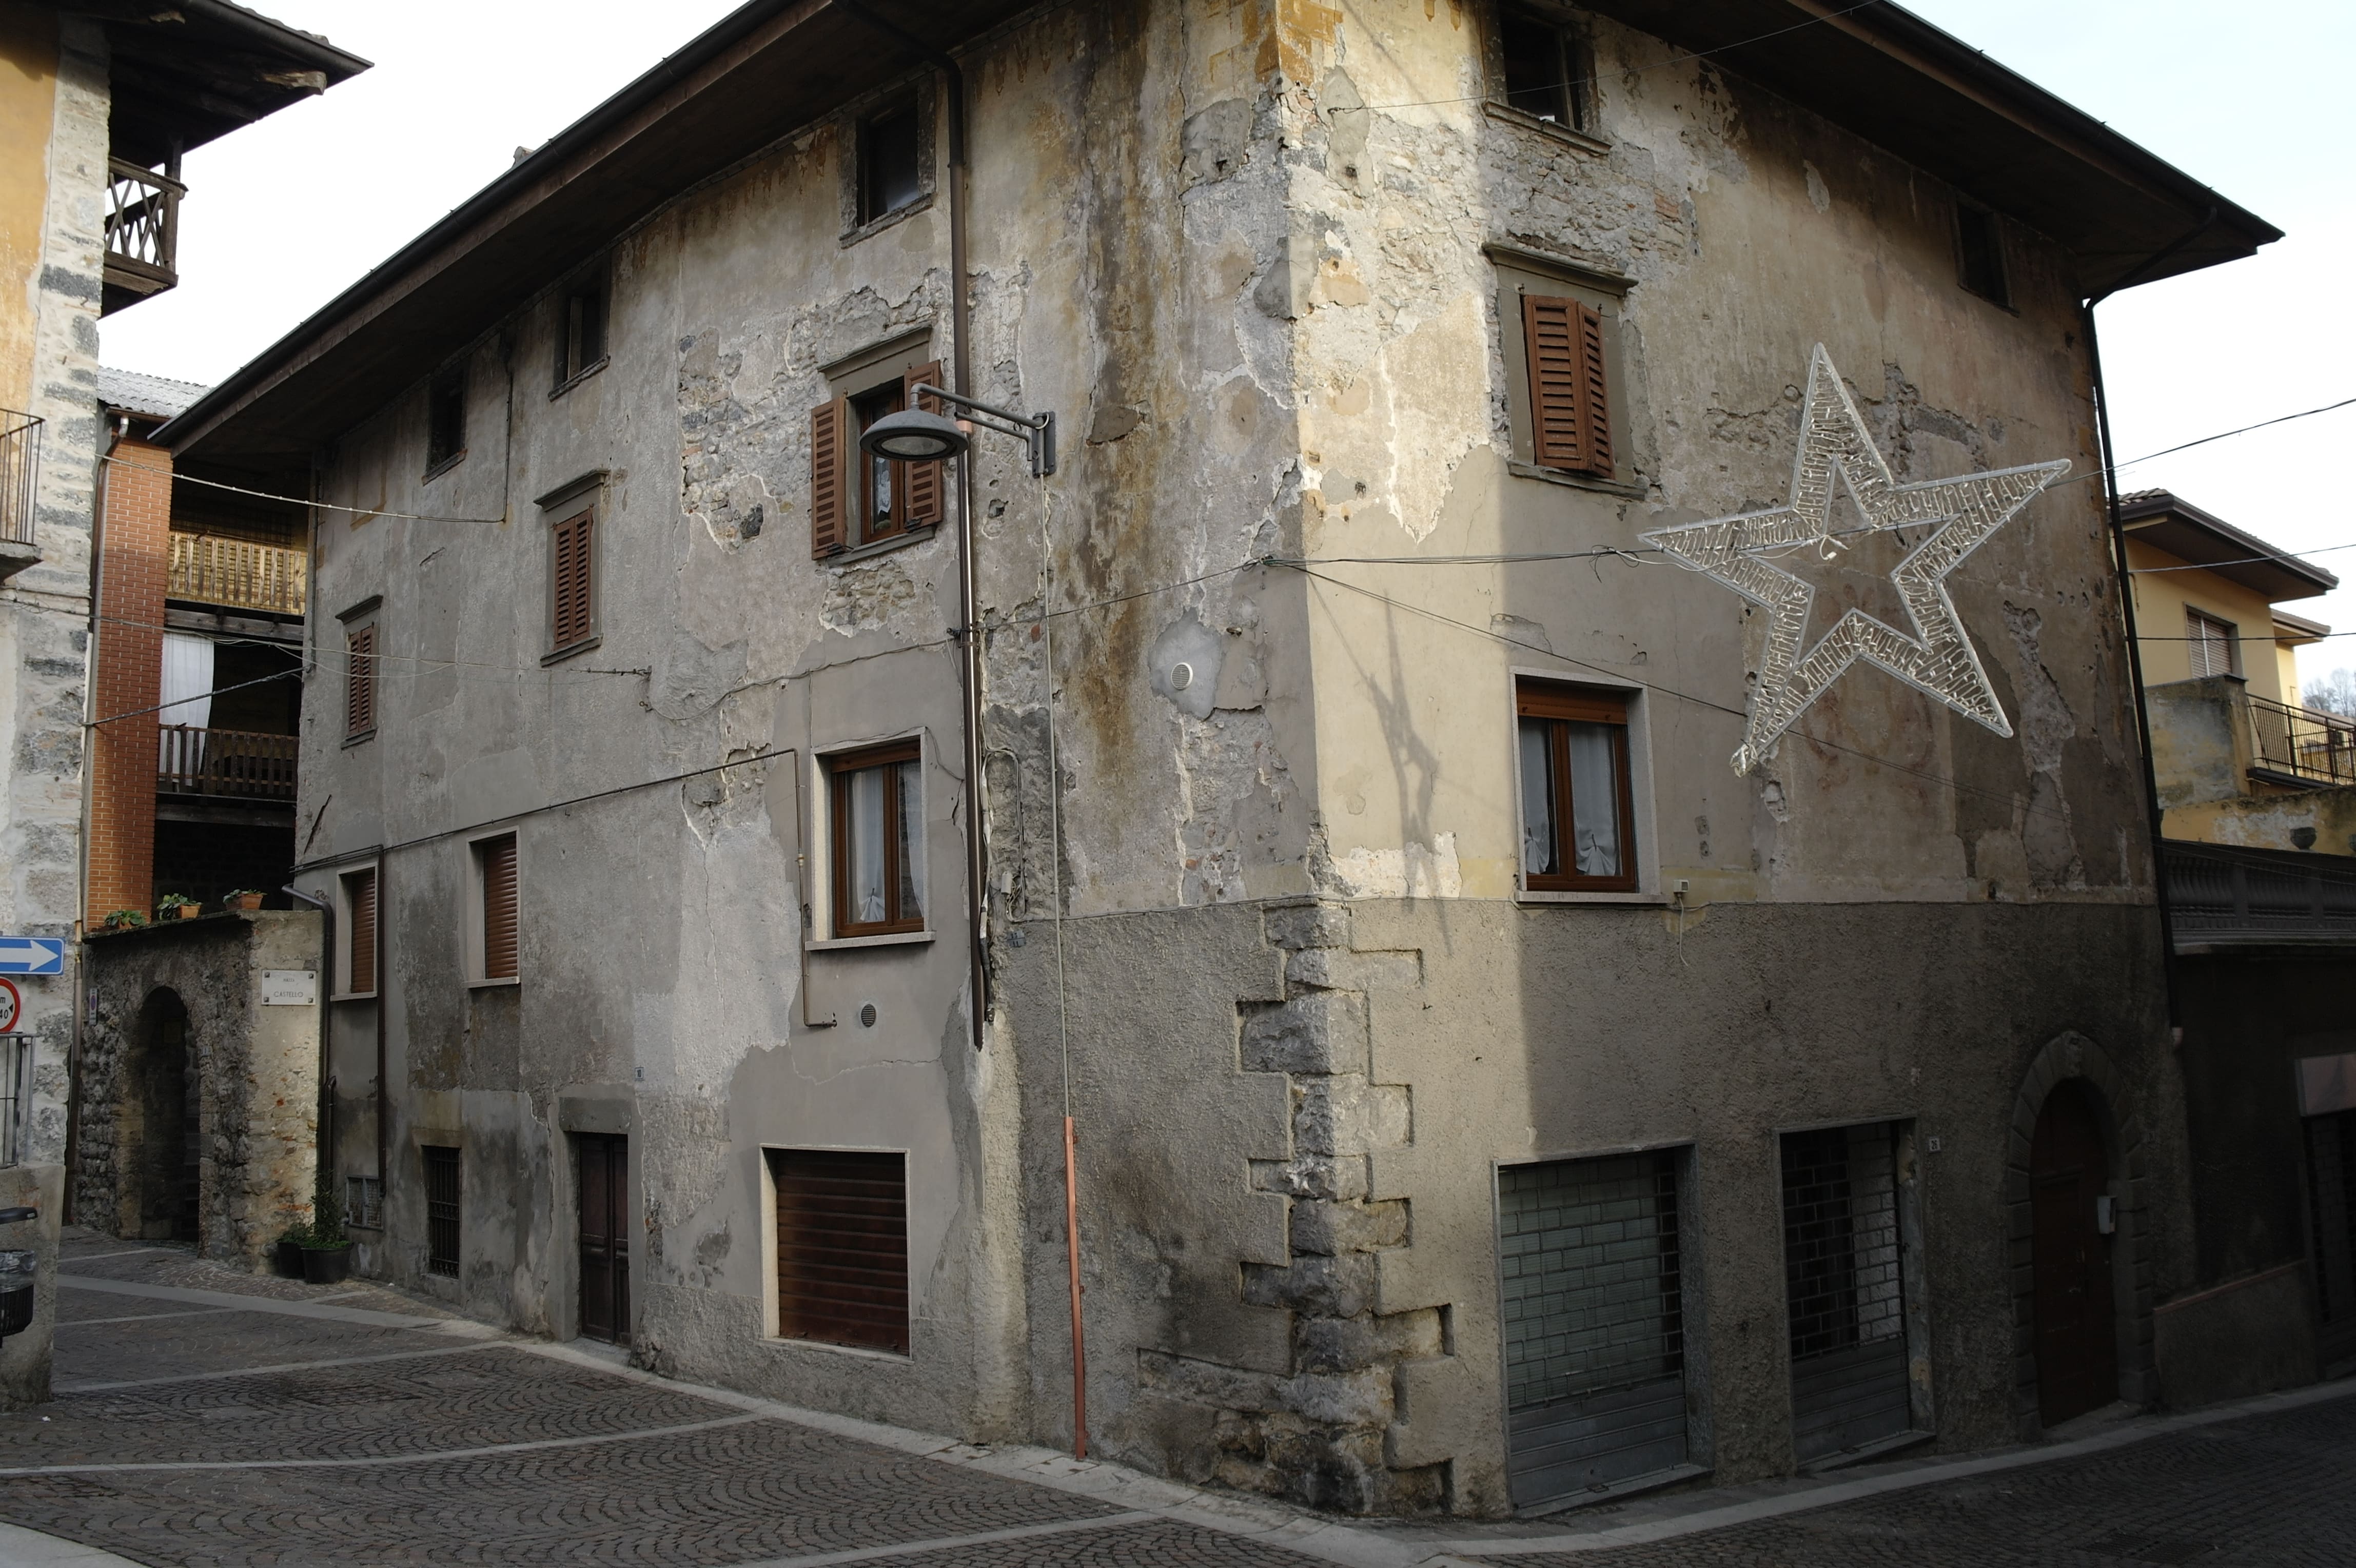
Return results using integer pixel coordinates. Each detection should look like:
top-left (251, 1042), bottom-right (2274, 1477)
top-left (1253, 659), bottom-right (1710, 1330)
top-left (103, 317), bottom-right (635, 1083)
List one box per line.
top-left (103, 158), bottom-right (183, 316)
top-left (167, 533), bottom-right (306, 615)
top-left (158, 726), bottom-right (297, 800)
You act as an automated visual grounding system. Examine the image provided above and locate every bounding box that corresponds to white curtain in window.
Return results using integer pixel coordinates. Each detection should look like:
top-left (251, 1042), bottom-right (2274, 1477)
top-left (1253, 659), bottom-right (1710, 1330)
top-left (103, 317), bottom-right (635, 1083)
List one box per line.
top-left (895, 760), bottom-right (924, 920)
top-left (1566, 721), bottom-right (1621, 876)
top-left (1518, 718), bottom-right (1556, 876)
top-left (849, 764), bottom-right (888, 924)
top-left (158, 634), bottom-right (214, 774)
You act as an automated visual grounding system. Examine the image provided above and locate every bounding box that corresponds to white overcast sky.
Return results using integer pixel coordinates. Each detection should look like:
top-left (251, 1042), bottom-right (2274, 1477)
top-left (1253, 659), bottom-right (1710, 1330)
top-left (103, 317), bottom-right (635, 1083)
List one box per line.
top-left (101, 2), bottom-right (2355, 679)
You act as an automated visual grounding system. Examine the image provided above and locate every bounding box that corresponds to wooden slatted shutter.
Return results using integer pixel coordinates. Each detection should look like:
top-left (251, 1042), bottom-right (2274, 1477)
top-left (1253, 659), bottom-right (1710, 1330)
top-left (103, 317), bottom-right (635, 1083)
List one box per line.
top-left (811, 397), bottom-right (849, 558)
top-left (1522, 295), bottom-right (1613, 477)
top-left (345, 868), bottom-right (377, 995)
top-left (345, 623), bottom-right (376, 736)
top-left (481, 835), bottom-right (518, 981)
top-left (770, 1147), bottom-right (909, 1354)
top-left (551, 511), bottom-right (594, 649)
top-left (900, 360), bottom-right (947, 529)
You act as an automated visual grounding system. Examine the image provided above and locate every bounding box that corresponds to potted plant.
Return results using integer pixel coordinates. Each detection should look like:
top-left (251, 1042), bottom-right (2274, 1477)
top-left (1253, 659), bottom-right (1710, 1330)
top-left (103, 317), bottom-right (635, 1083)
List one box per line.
top-left (158, 893), bottom-right (200, 921)
top-left (103, 909), bottom-right (148, 931)
top-left (226, 889), bottom-right (264, 912)
top-left (301, 1178), bottom-right (354, 1285)
top-left (273, 1221), bottom-right (310, 1279)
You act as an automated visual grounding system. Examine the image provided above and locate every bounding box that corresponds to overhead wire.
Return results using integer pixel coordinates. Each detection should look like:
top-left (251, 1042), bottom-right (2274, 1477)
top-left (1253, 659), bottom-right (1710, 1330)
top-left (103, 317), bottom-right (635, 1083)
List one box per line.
top-left (99, 455), bottom-right (505, 525)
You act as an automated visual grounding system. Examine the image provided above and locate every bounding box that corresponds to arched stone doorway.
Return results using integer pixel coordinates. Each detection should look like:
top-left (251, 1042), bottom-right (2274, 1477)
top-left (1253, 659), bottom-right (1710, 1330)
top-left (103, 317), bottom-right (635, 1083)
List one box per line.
top-left (2030, 1080), bottom-right (2117, 1422)
top-left (123, 988), bottom-right (200, 1243)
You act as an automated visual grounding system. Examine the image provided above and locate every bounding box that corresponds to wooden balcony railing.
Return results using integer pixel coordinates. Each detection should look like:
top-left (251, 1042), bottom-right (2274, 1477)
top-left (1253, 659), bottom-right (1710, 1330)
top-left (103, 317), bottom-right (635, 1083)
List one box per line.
top-left (0, 409), bottom-right (38, 552)
top-left (2246, 693), bottom-right (2356, 786)
top-left (104, 158), bottom-right (183, 309)
top-left (167, 533), bottom-right (307, 615)
top-left (158, 726), bottom-right (297, 800)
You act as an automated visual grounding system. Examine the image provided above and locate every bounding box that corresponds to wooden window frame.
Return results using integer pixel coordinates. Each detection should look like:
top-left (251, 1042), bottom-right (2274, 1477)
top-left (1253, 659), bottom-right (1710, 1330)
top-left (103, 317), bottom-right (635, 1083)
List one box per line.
top-left (1494, 5), bottom-right (1594, 135)
top-left (335, 863), bottom-right (380, 999)
top-left (342, 616), bottom-right (377, 743)
top-left (547, 505), bottom-right (597, 658)
top-left (2186, 608), bottom-right (2241, 680)
top-left (765, 1145), bottom-right (911, 1356)
top-left (552, 263), bottom-right (611, 394)
top-left (840, 84), bottom-right (935, 245)
top-left (1516, 680), bottom-right (1640, 894)
top-left (1954, 199), bottom-right (2010, 307)
top-left (826, 739), bottom-right (926, 939)
top-left (467, 830), bottom-right (520, 987)
top-left (425, 364), bottom-right (466, 477)
top-left (812, 360), bottom-right (948, 559)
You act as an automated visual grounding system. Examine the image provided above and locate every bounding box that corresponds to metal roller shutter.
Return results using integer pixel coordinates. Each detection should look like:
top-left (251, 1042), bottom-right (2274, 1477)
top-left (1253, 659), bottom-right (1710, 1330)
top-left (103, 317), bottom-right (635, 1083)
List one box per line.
top-left (1500, 1149), bottom-right (1687, 1507)
top-left (1782, 1123), bottom-right (1912, 1463)
top-left (770, 1148), bottom-right (909, 1355)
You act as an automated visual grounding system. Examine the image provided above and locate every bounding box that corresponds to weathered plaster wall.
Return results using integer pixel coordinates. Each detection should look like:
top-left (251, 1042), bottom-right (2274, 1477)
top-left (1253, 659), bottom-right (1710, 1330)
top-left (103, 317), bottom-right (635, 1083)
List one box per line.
top-left (0, 4), bottom-right (59, 416)
top-left (2, 14), bottom-right (104, 1167)
top-left (76, 913), bottom-right (320, 1267)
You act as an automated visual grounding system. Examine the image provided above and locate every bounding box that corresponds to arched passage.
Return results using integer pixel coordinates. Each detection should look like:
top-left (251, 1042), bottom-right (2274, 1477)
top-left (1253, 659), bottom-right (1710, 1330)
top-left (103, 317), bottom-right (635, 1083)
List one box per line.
top-left (124, 988), bottom-right (199, 1242)
top-left (2031, 1080), bottom-right (2117, 1422)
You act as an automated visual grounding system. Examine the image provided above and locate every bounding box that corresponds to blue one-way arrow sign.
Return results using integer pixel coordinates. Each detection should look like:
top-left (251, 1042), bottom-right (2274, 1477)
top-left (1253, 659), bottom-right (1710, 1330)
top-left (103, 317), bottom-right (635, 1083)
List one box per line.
top-left (0, 938), bottom-right (64, 976)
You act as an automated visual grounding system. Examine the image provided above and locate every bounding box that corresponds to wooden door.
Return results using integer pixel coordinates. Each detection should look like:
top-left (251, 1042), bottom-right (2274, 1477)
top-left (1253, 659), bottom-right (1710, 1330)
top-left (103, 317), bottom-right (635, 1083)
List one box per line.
top-left (2031, 1082), bottom-right (2116, 1423)
top-left (577, 1134), bottom-right (629, 1345)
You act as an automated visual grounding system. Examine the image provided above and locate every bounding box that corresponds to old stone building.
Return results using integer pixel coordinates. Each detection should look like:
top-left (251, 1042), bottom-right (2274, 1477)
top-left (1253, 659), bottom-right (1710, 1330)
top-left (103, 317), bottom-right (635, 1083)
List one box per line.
top-left (155, 0), bottom-right (2283, 1517)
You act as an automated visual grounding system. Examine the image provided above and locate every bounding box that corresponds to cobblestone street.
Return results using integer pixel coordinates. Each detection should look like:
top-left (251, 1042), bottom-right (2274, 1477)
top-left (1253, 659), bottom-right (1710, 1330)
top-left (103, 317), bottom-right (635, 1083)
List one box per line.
top-left (1, 1231), bottom-right (2349, 1566)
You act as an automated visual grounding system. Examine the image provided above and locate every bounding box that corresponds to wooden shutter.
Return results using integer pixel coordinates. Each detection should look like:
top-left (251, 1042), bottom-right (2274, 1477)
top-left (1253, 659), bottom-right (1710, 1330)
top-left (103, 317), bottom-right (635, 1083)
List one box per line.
top-left (346, 868), bottom-right (377, 994)
top-left (1523, 295), bottom-right (1612, 477)
top-left (551, 511), bottom-right (593, 649)
top-left (901, 360), bottom-right (946, 528)
top-left (811, 397), bottom-right (849, 558)
top-left (771, 1147), bottom-right (909, 1354)
top-left (345, 623), bottom-right (376, 736)
top-left (481, 835), bottom-right (518, 981)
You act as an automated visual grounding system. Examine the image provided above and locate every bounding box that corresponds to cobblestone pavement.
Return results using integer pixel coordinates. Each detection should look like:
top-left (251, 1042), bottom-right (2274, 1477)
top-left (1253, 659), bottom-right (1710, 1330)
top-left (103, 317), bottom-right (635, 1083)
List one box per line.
top-left (5, 1231), bottom-right (2352, 1566)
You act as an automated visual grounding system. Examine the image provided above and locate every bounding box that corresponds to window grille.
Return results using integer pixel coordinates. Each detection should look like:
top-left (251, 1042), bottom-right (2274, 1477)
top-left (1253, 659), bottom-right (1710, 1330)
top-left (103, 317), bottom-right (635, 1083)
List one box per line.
top-left (344, 1174), bottom-right (383, 1230)
top-left (0, 409), bottom-right (42, 551)
top-left (0, 1036), bottom-right (29, 1168)
top-left (1498, 1149), bottom-right (1687, 1505)
top-left (423, 1145), bottom-right (461, 1278)
top-left (1781, 1122), bottom-right (1914, 1461)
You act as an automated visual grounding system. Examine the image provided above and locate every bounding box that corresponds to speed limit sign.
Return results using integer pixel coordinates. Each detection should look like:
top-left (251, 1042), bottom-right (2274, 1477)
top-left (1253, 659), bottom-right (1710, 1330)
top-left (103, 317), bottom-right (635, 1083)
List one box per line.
top-left (0, 978), bottom-right (18, 1035)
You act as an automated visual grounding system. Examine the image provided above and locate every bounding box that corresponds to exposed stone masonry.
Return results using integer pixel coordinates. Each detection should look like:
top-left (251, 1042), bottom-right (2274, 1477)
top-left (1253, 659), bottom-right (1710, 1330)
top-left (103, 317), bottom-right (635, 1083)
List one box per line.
top-left (1143, 899), bottom-right (1448, 1515)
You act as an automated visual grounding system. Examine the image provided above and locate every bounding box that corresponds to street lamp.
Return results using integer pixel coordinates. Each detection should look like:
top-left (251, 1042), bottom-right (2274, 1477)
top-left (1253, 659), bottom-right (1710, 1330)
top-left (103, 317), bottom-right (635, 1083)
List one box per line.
top-left (859, 384), bottom-right (1056, 477)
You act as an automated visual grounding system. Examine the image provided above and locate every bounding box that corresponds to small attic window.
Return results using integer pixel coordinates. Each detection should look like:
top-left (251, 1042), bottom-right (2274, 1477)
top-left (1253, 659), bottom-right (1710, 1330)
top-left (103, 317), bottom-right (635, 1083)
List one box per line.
top-left (1498, 8), bottom-right (1592, 134)
top-left (1956, 201), bottom-right (2009, 306)
top-left (860, 105), bottom-right (924, 225)
top-left (555, 268), bottom-right (609, 390)
top-left (425, 365), bottom-right (465, 475)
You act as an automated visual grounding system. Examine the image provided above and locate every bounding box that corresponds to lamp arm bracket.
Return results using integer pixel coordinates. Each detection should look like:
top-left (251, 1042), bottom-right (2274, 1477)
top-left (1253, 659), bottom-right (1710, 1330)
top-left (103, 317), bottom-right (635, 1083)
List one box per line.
top-left (911, 384), bottom-right (1057, 478)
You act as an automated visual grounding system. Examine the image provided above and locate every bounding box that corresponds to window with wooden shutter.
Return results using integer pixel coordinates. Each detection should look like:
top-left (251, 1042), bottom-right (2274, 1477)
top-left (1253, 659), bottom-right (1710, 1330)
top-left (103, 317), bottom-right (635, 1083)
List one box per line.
top-left (900, 360), bottom-right (947, 529)
top-left (828, 740), bottom-right (925, 936)
top-left (345, 622), bottom-right (376, 738)
top-left (811, 397), bottom-right (848, 559)
top-left (479, 834), bottom-right (518, 982)
top-left (1522, 293), bottom-right (1613, 477)
top-left (342, 866), bottom-right (377, 995)
top-left (770, 1147), bottom-right (909, 1354)
top-left (551, 509), bottom-right (594, 651)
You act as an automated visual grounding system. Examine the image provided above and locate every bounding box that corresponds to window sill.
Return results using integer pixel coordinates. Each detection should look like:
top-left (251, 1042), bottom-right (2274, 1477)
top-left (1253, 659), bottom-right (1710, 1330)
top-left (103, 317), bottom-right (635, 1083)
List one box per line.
top-left (828, 526), bottom-right (937, 567)
top-left (1483, 100), bottom-right (1611, 158)
top-left (549, 357), bottom-right (611, 401)
top-left (542, 634), bottom-right (601, 667)
top-left (806, 930), bottom-right (934, 952)
top-left (341, 730), bottom-right (376, 750)
top-left (762, 1334), bottom-right (912, 1364)
top-left (467, 976), bottom-right (520, 990)
top-left (330, 990), bottom-right (378, 1003)
top-left (838, 191), bottom-right (935, 250)
top-left (1508, 460), bottom-right (1648, 500)
top-left (423, 449), bottom-right (467, 482)
top-left (1517, 887), bottom-right (1669, 906)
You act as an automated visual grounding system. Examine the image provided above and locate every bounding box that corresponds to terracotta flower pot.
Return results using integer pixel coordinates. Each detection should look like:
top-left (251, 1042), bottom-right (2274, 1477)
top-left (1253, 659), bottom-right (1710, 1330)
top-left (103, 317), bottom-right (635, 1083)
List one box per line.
top-left (231, 894), bottom-right (263, 911)
top-left (166, 904), bottom-right (199, 920)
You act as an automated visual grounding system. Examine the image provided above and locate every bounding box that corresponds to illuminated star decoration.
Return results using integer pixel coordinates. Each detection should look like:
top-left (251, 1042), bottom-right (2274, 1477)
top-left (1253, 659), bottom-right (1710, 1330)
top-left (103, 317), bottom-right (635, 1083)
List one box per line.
top-left (1641, 345), bottom-right (2070, 775)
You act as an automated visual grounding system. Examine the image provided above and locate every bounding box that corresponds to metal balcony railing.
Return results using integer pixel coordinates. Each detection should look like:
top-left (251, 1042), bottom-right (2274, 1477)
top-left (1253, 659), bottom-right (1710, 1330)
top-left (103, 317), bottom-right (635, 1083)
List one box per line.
top-left (104, 158), bottom-right (183, 304)
top-left (2246, 693), bottom-right (2356, 786)
top-left (2164, 840), bottom-right (2356, 950)
top-left (158, 726), bottom-right (297, 800)
top-left (0, 409), bottom-right (40, 551)
top-left (167, 533), bottom-right (307, 615)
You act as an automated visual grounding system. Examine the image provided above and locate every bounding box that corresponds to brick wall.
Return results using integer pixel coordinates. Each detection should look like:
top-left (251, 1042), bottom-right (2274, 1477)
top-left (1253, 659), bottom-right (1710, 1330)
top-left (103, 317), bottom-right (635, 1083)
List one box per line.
top-left (87, 436), bottom-right (170, 925)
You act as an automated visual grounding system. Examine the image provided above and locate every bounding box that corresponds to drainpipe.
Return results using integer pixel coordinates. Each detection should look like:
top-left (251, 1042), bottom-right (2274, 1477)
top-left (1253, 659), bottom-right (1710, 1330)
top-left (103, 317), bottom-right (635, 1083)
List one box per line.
top-left (281, 885), bottom-right (335, 1182)
top-left (2081, 210), bottom-right (2213, 1032)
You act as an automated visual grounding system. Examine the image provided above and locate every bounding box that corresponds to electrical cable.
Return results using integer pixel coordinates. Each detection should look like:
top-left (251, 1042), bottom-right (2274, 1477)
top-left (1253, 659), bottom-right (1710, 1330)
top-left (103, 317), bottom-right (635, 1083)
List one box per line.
top-left (99, 455), bottom-right (506, 525)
